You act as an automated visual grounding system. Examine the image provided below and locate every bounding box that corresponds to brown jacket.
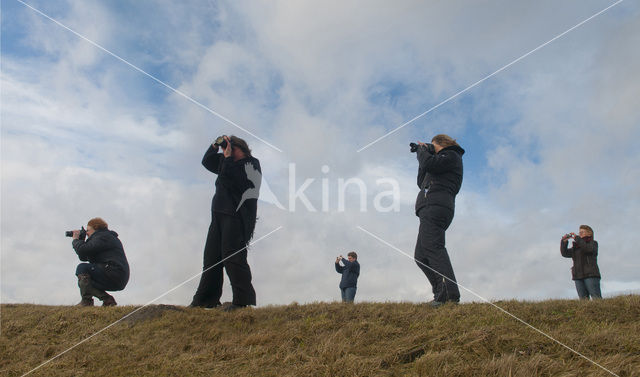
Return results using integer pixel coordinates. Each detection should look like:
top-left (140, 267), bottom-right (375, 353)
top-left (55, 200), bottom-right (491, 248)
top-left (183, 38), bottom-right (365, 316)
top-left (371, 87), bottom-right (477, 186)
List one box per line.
top-left (560, 237), bottom-right (601, 280)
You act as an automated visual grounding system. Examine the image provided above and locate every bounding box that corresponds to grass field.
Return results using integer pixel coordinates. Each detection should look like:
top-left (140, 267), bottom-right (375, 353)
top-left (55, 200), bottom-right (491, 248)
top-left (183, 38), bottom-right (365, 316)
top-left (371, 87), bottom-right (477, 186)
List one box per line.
top-left (1, 295), bottom-right (639, 376)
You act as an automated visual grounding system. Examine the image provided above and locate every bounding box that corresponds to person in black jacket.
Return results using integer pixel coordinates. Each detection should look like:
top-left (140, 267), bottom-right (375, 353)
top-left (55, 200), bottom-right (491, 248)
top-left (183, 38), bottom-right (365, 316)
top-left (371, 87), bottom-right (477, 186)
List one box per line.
top-left (335, 252), bottom-right (360, 302)
top-left (72, 217), bottom-right (130, 306)
top-left (414, 134), bottom-right (464, 307)
top-left (190, 135), bottom-right (260, 311)
top-left (560, 225), bottom-right (601, 299)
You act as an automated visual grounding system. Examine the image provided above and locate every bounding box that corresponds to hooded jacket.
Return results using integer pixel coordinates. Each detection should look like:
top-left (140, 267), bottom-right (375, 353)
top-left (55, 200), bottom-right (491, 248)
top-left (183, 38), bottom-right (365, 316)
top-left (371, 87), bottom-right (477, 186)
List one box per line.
top-left (202, 145), bottom-right (261, 243)
top-left (72, 228), bottom-right (130, 290)
top-left (561, 236), bottom-right (601, 280)
top-left (415, 144), bottom-right (465, 215)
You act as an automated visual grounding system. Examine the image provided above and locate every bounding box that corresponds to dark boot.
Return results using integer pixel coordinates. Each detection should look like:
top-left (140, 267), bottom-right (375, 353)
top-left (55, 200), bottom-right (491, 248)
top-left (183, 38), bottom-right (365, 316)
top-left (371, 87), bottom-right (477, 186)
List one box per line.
top-left (77, 297), bottom-right (94, 306)
top-left (78, 273), bottom-right (117, 306)
top-left (101, 295), bottom-right (117, 306)
top-left (77, 274), bottom-right (94, 306)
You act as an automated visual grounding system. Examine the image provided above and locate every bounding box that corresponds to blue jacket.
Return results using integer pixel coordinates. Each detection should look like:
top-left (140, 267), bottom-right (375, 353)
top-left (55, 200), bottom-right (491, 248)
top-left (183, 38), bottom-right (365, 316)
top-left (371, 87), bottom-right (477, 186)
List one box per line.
top-left (335, 258), bottom-right (360, 289)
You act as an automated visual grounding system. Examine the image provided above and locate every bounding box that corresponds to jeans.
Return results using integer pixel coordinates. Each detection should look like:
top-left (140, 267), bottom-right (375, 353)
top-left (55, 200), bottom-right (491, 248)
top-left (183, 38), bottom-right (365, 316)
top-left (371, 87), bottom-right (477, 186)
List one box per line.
top-left (341, 287), bottom-right (357, 303)
top-left (575, 277), bottom-right (602, 300)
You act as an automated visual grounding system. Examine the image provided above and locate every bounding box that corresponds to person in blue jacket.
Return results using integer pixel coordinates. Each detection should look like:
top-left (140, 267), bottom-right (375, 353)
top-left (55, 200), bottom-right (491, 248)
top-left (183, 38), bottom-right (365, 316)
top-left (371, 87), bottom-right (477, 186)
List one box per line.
top-left (335, 252), bottom-right (360, 303)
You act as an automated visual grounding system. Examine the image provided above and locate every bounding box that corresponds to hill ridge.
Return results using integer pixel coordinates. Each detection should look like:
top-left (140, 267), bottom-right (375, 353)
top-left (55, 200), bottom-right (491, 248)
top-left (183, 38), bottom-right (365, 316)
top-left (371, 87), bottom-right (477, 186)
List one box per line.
top-left (2, 296), bottom-right (639, 376)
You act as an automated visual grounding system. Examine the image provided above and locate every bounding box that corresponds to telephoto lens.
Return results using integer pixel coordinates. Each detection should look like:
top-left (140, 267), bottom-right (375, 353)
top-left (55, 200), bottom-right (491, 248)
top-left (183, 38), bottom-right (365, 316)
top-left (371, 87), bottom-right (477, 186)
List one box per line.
top-left (65, 231), bottom-right (73, 237)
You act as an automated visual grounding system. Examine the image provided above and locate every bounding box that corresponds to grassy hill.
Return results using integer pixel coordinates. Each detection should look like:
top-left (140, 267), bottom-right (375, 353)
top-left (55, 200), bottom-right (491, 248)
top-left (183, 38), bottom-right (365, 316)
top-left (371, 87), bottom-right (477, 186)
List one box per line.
top-left (1, 295), bottom-right (639, 376)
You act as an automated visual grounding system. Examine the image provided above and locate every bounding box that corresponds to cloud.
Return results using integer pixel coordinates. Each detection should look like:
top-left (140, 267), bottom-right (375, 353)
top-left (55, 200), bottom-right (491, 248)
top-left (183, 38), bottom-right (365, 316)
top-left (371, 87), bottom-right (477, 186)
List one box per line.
top-left (2, 0), bottom-right (639, 308)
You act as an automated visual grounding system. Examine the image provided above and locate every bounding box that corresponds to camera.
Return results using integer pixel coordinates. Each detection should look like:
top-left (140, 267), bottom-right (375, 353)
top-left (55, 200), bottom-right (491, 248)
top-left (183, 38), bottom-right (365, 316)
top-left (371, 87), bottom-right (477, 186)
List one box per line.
top-left (410, 142), bottom-right (435, 154)
top-left (214, 135), bottom-right (232, 149)
top-left (65, 227), bottom-right (86, 240)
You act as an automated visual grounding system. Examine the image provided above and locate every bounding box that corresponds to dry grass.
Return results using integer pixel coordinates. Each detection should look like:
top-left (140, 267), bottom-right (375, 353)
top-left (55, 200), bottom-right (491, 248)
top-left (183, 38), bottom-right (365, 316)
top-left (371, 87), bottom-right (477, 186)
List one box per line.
top-left (1, 296), bottom-right (638, 376)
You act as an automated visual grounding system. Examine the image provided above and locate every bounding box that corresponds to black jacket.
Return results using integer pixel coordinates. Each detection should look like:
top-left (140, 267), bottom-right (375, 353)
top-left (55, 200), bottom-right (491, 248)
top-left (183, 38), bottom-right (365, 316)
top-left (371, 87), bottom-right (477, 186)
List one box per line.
top-left (561, 237), bottom-right (601, 280)
top-left (415, 144), bottom-right (465, 214)
top-left (335, 258), bottom-right (360, 289)
top-left (73, 229), bottom-right (130, 290)
top-left (202, 145), bottom-right (261, 243)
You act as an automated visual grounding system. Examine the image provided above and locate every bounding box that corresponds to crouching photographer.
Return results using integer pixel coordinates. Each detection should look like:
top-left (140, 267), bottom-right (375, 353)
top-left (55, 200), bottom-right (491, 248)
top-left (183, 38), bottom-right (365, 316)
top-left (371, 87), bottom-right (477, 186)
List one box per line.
top-left (69, 217), bottom-right (130, 306)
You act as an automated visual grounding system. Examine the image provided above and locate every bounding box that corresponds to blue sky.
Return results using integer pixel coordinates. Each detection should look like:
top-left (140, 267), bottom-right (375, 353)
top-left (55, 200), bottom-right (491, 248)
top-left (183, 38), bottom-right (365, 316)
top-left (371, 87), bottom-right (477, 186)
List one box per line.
top-left (2, 0), bottom-right (639, 306)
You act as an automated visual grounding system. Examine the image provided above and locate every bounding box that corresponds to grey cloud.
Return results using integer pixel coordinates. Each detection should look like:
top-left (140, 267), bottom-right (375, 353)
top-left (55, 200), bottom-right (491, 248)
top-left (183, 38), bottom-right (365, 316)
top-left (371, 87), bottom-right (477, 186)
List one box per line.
top-left (2, 0), bottom-right (639, 308)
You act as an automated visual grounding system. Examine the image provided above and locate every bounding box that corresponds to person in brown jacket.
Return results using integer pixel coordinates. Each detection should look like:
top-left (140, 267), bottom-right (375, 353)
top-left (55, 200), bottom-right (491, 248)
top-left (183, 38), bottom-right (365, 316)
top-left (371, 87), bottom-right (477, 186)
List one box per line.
top-left (560, 225), bottom-right (601, 299)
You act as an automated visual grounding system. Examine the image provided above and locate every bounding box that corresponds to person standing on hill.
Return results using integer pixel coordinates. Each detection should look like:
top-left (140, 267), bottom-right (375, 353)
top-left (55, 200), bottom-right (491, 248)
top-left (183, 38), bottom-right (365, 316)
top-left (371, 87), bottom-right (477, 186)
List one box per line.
top-left (190, 135), bottom-right (261, 312)
top-left (413, 134), bottom-right (464, 307)
top-left (561, 225), bottom-right (602, 300)
top-left (72, 217), bottom-right (130, 306)
top-left (335, 252), bottom-right (360, 303)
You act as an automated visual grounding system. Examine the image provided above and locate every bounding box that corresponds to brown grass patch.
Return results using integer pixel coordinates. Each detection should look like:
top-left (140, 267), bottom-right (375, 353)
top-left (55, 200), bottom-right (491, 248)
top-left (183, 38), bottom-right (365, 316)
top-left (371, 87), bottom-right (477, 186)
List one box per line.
top-left (1, 296), bottom-right (638, 376)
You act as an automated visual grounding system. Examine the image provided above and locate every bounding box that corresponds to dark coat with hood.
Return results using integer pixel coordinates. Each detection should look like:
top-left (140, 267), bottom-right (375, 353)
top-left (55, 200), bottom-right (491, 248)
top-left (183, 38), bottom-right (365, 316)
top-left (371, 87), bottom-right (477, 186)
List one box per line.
top-left (202, 145), bottom-right (261, 243)
top-left (72, 228), bottom-right (130, 290)
top-left (415, 144), bottom-right (465, 215)
top-left (561, 236), bottom-right (601, 280)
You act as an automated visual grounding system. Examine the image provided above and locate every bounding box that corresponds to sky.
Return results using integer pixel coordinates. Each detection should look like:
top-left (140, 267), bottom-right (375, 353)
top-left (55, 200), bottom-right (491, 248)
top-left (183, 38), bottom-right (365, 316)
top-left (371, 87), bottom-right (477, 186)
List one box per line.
top-left (1, 0), bottom-right (639, 307)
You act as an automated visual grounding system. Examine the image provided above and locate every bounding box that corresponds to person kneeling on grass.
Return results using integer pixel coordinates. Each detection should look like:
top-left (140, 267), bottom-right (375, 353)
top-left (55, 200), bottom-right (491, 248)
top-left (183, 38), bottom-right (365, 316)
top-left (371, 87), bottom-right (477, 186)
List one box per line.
top-left (72, 217), bottom-right (130, 306)
top-left (335, 252), bottom-right (360, 303)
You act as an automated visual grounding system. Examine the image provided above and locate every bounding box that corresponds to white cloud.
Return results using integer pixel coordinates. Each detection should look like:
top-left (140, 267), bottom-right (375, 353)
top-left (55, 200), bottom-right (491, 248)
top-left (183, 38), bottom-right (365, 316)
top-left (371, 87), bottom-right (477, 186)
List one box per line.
top-left (2, 0), bottom-right (639, 308)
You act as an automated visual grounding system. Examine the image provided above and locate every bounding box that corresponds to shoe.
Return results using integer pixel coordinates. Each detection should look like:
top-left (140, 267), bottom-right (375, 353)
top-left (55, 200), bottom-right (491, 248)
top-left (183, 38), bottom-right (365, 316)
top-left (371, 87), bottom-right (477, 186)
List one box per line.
top-left (101, 295), bottom-right (117, 306)
top-left (429, 299), bottom-right (459, 308)
top-left (222, 304), bottom-right (246, 312)
top-left (203, 303), bottom-right (222, 311)
top-left (190, 300), bottom-right (222, 309)
top-left (77, 298), bottom-right (94, 306)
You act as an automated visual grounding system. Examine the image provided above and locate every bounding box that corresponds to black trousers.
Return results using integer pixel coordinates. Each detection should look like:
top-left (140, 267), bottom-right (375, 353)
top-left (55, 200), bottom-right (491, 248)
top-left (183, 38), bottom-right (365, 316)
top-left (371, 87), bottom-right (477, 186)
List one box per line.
top-left (192, 212), bottom-right (256, 306)
top-left (76, 263), bottom-right (127, 292)
top-left (414, 205), bottom-right (460, 302)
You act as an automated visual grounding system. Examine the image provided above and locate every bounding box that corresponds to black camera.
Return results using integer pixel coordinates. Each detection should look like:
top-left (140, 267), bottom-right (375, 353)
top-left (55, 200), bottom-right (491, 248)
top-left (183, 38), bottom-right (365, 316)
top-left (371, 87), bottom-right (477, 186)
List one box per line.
top-left (65, 227), bottom-right (86, 240)
top-left (410, 142), bottom-right (435, 154)
top-left (214, 135), bottom-right (232, 149)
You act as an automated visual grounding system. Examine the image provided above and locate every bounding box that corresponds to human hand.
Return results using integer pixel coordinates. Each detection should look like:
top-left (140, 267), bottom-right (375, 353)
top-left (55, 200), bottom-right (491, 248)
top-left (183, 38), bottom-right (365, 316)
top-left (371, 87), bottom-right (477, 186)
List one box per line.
top-left (417, 142), bottom-right (435, 154)
top-left (223, 136), bottom-right (232, 157)
top-left (72, 230), bottom-right (81, 240)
